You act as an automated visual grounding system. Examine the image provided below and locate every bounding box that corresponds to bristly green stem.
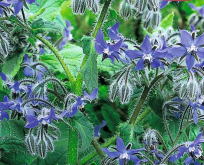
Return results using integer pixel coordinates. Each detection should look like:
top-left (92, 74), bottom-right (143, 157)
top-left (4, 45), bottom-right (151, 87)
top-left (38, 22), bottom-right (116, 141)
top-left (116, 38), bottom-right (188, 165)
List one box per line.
top-left (92, 0), bottom-right (112, 38)
top-left (69, 0), bottom-right (114, 163)
top-left (35, 34), bottom-right (75, 86)
top-left (129, 72), bottom-right (165, 125)
top-left (79, 136), bottom-right (117, 165)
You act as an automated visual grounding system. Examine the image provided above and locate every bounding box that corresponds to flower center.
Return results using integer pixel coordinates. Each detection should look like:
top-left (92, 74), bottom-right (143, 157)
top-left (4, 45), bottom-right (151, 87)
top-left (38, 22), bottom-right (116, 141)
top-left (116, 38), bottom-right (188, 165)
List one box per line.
top-left (119, 152), bottom-right (130, 160)
top-left (143, 53), bottom-right (153, 63)
top-left (198, 95), bottom-right (204, 105)
top-left (187, 45), bottom-right (198, 54)
top-left (103, 48), bottom-right (110, 56)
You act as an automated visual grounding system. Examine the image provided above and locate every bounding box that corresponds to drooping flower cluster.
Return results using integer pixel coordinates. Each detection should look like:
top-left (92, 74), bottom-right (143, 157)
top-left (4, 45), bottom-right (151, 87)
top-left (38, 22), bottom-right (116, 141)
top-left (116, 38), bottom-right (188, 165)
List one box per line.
top-left (169, 133), bottom-right (204, 165)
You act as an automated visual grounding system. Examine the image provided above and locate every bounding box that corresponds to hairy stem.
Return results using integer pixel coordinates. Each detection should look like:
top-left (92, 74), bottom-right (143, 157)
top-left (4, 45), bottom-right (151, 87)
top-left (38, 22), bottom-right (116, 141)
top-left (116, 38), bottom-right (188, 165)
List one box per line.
top-left (91, 138), bottom-right (105, 158)
top-left (129, 86), bottom-right (150, 125)
top-left (92, 0), bottom-right (113, 38)
top-left (163, 106), bottom-right (174, 145)
top-left (129, 70), bottom-right (168, 125)
top-left (35, 34), bottom-right (75, 86)
top-left (79, 136), bottom-right (117, 165)
top-left (159, 143), bottom-right (185, 164)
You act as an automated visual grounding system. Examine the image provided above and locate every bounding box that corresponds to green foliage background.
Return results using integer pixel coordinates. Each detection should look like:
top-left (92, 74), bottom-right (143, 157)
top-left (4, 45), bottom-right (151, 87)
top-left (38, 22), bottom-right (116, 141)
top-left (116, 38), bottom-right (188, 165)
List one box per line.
top-left (0, 0), bottom-right (203, 164)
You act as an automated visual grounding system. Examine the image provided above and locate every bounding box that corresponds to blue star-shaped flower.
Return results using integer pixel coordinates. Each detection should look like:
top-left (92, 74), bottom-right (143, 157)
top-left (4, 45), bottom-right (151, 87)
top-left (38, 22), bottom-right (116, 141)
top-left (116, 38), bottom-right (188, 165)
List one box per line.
top-left (169, 133), bottom-right (204, 165)
top-left (125, 35), bottom-right (167, 70)
top-left (95, 29), bottom-right (123, 63)
top-left (102, 137), bottom-right (146, 165)
top-left (169, 29), bottom-right (204, 71)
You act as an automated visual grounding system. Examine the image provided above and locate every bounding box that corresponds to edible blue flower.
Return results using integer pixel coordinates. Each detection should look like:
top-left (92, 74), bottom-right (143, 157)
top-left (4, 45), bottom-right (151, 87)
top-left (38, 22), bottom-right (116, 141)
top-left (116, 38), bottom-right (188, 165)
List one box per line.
top-left (94, 120), bottom-right (106, 138)
top-left (0, 1), bottom-right (10, 16)
top-left (59, 19), bottom-right (72, 50)
top-left (23, 54), bottom-right (46, 81)
top-left (95, 29), bottom-right (123, 63)
top-left (9, 0), bottom-right (39, 15)
top-left (169, 133), bottom-right (204, 165)
top-left (25, 107), bottom-right (59, 128)
top-left (125, 35), bottom-right (167, 70)
top-left (189, 3), bottom-right (204, 18)
top-left (102, 136), bottom-right (146, 165)
top-left (169, 28), bottom-right (204, 71)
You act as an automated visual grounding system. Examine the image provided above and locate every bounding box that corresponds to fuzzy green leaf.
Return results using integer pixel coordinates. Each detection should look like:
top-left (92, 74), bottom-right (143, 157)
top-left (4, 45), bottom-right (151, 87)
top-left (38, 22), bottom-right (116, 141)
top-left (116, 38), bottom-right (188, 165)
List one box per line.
top-left (81, 44), bottom-right (98, 93)
top-left (31, 18), bottom-right (62, 34)
top-left (160, 12), bottom-right (174, 29)
top-left (2, 53), bottom-right (25, 78)
top-left (73, 111), bottom-right (94, 151)
top-left (102, 105), bottom-right (120, 132)
top-left (27, 0), bottom-right (65, 21)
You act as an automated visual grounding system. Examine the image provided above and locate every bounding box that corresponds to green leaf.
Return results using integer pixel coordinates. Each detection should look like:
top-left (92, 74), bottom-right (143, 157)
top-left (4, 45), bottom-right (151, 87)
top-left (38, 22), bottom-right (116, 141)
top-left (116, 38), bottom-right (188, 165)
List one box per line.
top-left (73, 111), bottom-right (94, 151)
top-left (2, 53), bottom-right (25, 78)
top-left (119, 123), bottom-right (144, 149)
top-left (102, 105), bottom-right (120, 132)
top-left (81, 44), bottom-right (98, 93)
top-left (31, 18), bottom-right (62, 34)
top-left (97, 57), bottom-right (124, 76)
top-left (0, 120), bottom-right (36, 165)
top-left (160, 12), bottom-right (174, 29)
top-left (40, 43), bottom-right (85, 78)
top-left (81, 36), bottom-right (93, 55)
top-left (27, 0), bottom-right (65, 21)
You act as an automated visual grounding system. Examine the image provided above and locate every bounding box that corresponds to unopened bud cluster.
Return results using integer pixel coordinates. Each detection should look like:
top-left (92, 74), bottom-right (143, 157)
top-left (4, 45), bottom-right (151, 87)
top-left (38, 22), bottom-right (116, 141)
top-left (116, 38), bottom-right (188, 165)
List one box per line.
top-left (72, 0), bottom-right (99, 14)
top-left (109, 67), bottom-right (134, 104)
top-left (25, 125), bottom-right (58, 159)
top-left (119, 0), bottom-right (163, 28)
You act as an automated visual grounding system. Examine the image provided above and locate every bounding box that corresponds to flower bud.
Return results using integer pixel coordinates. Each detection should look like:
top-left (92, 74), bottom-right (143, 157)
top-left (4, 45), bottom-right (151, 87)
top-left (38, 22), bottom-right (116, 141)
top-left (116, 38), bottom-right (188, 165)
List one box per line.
top-left (200, 19), bottom-right (204, 30)
top-left (136, 0), bottom-right (147, 12)
top-left (45, 134), bottom-right (55, 152)
top-left (72, 0), bottom-right (87, 14)
top-left (151, 12), bottom-right (161, 28)
top-left (109, 82), bottom-right (119, 102)
top-left (25, 133), bottom-right (36, 156)
top-left (119, 83), bottom-right (133, 104)
top-left (148, 0), bottom-right (159, 12)
top-left (188, 14), bottom-right (199, 26)
top-left (120, 0), bottom-right (132, 20)
top-left (0, 32), bottom-right (10, 58)
top-left (200, 79), bottom-right (204, 96)
top-left (91, 0), bottom-right (99, 14)
top-left (143, 129), bottom-right (158, 151)
top-left (143, 18), bottom-right (151, 28)
top-left (37, 140), bottom-right (47, 159)
top-left (187, 78), bottom-right (199, 101)
top-left (142, 10), bottom-right (152, 21)
top-left (134, 11), bottom-right (142, 20)
top-left (86, 0), bottom-right (95, 8)
top-left (179, 83), bottom-right (187, 99)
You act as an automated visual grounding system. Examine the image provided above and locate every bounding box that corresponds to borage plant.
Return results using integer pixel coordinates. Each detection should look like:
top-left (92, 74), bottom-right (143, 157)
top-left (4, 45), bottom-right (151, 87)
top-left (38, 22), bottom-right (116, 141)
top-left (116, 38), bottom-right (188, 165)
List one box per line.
top-left (1, 0), bottom-right (204, 165)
